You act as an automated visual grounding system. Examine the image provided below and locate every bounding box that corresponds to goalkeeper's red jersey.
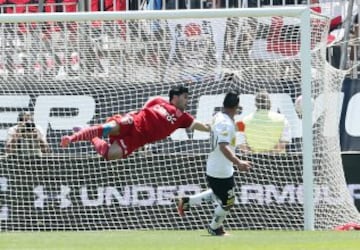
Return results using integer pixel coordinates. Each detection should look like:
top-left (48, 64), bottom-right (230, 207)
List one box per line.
top-left (107, 97), bottom-right (194, 157)
top-left (134, 96), bottom-right (194, 142)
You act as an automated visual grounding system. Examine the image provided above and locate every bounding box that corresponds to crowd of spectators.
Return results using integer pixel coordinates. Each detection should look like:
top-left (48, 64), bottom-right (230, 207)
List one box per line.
top-left (0, 0), bottom-right (357, 80)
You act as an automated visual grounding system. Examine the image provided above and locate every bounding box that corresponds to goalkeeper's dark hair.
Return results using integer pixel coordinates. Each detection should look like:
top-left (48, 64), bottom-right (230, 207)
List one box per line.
top-left (223, 90), bottom-right (240, 108)
top-left (169, 84), bottom-right (189, 101)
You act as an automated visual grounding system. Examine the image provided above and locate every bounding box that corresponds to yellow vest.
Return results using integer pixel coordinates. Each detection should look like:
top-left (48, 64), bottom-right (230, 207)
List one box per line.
top-left (243, 110), bottom-right (285, 153)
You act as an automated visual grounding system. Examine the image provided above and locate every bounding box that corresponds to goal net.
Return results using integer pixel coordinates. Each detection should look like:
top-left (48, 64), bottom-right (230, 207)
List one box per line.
top-left (0, 8), bottom-right (359, 231)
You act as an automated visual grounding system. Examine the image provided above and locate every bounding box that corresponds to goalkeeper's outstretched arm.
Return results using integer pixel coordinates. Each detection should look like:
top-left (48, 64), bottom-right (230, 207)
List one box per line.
top-left (191, 120), bottom-right (211, 132)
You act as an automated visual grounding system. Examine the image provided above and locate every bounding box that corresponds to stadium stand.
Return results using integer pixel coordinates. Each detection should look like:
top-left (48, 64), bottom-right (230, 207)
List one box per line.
top-left (0, 0), bottom-right (358, 79)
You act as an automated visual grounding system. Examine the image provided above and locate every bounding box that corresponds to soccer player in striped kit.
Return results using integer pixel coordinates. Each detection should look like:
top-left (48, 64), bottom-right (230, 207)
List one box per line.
top-left (177, 90), bottom-right (251, 236)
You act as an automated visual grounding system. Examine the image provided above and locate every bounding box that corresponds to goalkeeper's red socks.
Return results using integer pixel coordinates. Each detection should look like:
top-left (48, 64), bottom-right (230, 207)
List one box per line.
top-left (60, 125), bottom-right (104, 148)
top-left (91, 137), bottom-right (109, 160)
top-left (69, 125), bottom-right (104, 143)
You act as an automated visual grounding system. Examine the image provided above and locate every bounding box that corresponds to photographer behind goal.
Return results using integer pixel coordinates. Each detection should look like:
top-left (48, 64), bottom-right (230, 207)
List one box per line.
top-left (5, 111), bottom-right (50, 157)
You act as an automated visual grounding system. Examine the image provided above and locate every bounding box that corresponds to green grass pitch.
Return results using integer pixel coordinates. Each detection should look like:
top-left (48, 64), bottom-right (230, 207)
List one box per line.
top-left (1, 230), bottom-right (359, 250)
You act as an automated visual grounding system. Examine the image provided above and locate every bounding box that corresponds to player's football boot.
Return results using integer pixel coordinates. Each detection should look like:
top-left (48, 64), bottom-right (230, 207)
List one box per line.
top-left (177, 197), bottom-right (190, 217)
top-left (207, 225), bottom-right (227, 236)
top-left (60, 136), bottom-right (71, 148)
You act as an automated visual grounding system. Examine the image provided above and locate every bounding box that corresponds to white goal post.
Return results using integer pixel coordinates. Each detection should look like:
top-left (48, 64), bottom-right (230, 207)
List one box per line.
top-left (0, 8), bottom-right (359, 231)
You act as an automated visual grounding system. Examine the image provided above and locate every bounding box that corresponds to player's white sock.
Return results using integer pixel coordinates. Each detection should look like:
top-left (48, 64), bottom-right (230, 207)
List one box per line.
top-left (189, 189), bottom-right (214, 206)
top-left (209, 205), bottom-right (229, 229)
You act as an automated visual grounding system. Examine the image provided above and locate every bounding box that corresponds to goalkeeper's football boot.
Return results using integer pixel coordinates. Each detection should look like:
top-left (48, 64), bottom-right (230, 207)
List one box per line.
top-left (177, 197), bottom-right (190, 217)
top-left (60, 136), bottom-right (71, 148)
top-left (207, 225), bottom-right (227, 236)
top-left (60, 127), bottom-right (83, 147)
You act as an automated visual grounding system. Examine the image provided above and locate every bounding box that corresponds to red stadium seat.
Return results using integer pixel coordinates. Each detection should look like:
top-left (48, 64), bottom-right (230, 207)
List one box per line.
top-left (4, 0), bottom-right (40, 34)
top-left (5, 0), bottom-right (37, 13)
top-left (90, 0), bottom-right (125, 12)
top-left (44, 0), bottom-right (78, 13)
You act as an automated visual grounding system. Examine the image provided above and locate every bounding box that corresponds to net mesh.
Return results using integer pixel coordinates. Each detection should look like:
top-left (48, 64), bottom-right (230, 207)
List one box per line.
top-left (0, 10), bottom-right (359, 230)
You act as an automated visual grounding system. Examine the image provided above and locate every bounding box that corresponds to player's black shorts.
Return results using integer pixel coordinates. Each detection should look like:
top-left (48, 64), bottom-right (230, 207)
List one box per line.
top-left (206, 175), bottom-right (235, 208)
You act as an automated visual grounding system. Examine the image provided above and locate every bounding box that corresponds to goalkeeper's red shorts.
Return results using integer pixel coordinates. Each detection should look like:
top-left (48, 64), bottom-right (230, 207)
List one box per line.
top-left (106, 114), bottom-right (147, 158)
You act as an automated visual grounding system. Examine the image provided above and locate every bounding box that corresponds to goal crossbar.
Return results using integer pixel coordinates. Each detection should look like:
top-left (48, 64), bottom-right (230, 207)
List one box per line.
top-left (0, 7), bottom-right (309, 23)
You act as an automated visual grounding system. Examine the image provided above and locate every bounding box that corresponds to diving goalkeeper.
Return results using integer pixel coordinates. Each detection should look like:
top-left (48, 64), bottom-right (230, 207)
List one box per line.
top-left (60, 85), bottom-right (210, 160)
